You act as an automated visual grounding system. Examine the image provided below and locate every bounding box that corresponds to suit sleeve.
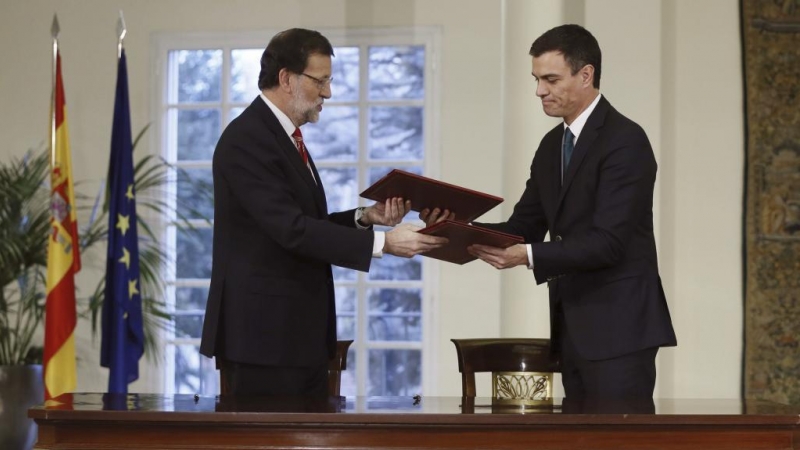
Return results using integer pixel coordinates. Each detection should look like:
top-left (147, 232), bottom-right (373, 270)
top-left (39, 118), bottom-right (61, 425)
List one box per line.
top-left (216, 134), bottom-right (374, 272)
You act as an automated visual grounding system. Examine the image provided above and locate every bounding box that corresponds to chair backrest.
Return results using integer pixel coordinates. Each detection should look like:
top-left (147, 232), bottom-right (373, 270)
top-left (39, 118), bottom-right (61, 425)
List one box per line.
top-left (218, 339), bottom-right (354, 396)
top-left (327, 339), bottom-right (353, 397)
top-left (451, 338), bottom-right (559, 404)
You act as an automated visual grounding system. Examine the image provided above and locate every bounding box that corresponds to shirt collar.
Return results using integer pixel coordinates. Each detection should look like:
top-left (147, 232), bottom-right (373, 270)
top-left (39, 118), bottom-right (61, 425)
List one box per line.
top-left (260, 92), bottom-right (297, 140)
top-left (564, 93), bottom-right (602, 140)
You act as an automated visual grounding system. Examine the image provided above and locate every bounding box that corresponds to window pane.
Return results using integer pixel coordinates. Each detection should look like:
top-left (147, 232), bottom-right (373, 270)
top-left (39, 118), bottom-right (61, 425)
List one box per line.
top-left (336, 287), bottom-right (356, 341)
top-left (340, 348), bottom-right (356, 397)
top-left (369, 46), bottom-right (425, 100)
top-left (230, 49), bottom-right (262, 103)
top-left (174, 313), bottom-right (204, 339)
top-left (176, 228), bottom-right (213, 279)
top-left (173, 50), bottom-right (222, 103)
top-left (174, 344), bottom-right (218, 395)
top-left (368, 349), bottom-right (421, 396)
top-left (368, 288), bottom-right (421, 342)
top-left (369, 107), bottom-right (423, 160)
top-left (318, 167), bottom-right (358, 212)
top-left (175, 287), bottom-right (209, 311)
top-left (177, 168), bottom-right (213, 220)
top-left (368, 166), bottom-right (422, 184)
top-left (304, 106), bottom-right (358, 162)
top-left (332, 47), bottom-right (359, 101)
top-left (176, 109), bottom-right (220, 160)
top-left (173, 288), bottom-right (207, 340)
top-left (333, 267), bottom-right (357, 282)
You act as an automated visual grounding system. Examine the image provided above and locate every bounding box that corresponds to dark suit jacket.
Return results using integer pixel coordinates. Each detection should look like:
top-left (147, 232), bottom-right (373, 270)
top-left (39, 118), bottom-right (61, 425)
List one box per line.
top-left (476, 96), bottom-right (677, 361)
top-left (200, 96), bottom-right (374, 368)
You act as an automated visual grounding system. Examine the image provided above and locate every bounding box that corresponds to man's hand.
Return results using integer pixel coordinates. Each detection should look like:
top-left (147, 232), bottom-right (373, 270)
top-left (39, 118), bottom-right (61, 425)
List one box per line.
top-left (419, 207), bottom-right (456, 227)
top-left (363, 198), bottom-right (411, 227)
top-left (384, 223), bottom-right (448, 257)
top-left (468, 243), bottom-right (528, 269)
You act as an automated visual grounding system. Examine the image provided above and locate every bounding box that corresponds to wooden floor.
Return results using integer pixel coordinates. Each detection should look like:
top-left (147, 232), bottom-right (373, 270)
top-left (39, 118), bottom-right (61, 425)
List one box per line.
top-left (30, 394), bottom-right (800, 449)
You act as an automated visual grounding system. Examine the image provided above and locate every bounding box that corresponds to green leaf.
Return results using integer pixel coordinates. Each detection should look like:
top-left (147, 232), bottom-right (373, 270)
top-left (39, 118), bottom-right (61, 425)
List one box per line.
top-left (1, 125), bottom-right (213, 367)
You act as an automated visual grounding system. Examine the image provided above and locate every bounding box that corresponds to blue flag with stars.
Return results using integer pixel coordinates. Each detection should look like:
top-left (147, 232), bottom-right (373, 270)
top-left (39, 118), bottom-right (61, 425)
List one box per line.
top-left (101, 49), bottom-right (144, 394)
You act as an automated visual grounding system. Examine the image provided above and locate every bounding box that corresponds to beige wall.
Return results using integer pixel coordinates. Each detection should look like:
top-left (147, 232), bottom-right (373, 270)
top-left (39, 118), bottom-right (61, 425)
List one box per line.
top-left (0, 0), bottom-right (743, 398)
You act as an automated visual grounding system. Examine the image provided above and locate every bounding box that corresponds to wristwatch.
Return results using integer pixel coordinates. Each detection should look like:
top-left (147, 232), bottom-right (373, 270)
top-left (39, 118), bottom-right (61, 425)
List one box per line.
top-left (355, 206), bottom-right (369, 227)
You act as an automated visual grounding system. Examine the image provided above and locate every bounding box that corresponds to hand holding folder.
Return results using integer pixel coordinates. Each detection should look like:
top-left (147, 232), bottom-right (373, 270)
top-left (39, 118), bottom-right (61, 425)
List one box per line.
top-left (418, 220), bottom-right (524, 265)
top-left (360, 170), bottom-right (524, 264)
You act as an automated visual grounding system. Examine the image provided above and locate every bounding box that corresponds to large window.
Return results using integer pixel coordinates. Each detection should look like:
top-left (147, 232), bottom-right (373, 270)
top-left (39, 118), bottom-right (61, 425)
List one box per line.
top-left (154, 29), bottom-right (440, 397)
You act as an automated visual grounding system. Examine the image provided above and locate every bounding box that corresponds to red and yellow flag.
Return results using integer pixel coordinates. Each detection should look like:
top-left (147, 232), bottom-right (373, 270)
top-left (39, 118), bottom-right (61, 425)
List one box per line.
top-left (44, 50), bottom-right (81, 400)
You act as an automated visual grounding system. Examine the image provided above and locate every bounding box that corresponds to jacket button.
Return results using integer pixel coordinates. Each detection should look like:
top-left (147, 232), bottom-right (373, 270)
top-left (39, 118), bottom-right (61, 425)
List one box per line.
top-left (554, 235), bottom-right (562, 241)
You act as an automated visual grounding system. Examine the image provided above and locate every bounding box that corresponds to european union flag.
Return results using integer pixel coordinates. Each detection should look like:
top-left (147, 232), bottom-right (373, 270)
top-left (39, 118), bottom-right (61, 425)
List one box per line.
top-left (101, 49), bottom-right (144, 394)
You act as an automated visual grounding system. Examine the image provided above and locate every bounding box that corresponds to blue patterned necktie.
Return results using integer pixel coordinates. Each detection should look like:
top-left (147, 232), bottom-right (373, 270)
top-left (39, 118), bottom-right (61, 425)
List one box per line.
top-left (562, 127), bottom-right (575, 182)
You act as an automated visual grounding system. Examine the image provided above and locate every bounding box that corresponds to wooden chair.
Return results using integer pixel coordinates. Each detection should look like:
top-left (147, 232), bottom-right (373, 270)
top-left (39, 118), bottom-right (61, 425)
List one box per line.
top-left (327, 339), bottom-right (353, 397)
top-left (451, 338), bottom-right (559, 407)
top-left (219, 339), bottom-right (353, 396)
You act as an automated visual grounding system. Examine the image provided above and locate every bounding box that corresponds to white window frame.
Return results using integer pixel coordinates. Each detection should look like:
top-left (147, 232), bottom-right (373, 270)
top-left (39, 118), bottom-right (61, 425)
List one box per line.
top-left (152, 27), bottom-right (442, 396)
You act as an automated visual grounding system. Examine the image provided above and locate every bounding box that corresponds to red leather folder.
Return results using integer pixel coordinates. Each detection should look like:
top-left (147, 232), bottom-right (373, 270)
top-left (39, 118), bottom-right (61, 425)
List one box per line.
top-left (418, 220), bottom-right (524, 265)
top-left (360, 169), bottom-right (503, 223)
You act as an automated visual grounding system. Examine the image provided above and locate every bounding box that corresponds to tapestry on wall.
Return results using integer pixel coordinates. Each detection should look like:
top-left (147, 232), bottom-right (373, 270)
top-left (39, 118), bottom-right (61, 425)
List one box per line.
top-left (742, 0), bottom-right (800, 405)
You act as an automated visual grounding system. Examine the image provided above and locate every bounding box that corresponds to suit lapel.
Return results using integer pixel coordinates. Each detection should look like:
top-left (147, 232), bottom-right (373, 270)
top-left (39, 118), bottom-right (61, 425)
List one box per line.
top-left (556, 96), bottom-right (610, 208)
top-left (307, 153), bottom-right (328, 215)
top-left (252, 97), bottom-right (328, 216)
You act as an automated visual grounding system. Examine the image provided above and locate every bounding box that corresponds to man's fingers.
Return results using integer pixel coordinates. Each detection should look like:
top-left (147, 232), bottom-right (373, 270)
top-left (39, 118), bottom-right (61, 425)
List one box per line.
top-left (435, 209), bottom-right (453, 224)
top-left (421, 235), bottom-right (448, 246)
top-left (470, 244), bottom-right (512, 269)
top-left (470, 244), bottom-right (500, 256)
top-left (419, 208), bottom-right (430, 222)
top-left (390, 198), bottom-right (409, 223)
top-left (384, 198), bottom-right (396, 220)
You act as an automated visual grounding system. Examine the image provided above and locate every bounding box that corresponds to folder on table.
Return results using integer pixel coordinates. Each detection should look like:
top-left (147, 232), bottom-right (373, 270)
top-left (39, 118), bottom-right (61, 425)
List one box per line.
top-left (361, 169), bottom-right (524, 264)
top-left (360, 169), bottom-right (503, 223)
top-left (417, 220), bottom-right (524, 265)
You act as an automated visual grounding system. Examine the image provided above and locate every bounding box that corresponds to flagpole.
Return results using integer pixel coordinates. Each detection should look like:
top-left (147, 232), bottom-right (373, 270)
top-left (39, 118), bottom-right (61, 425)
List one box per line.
top-left (45, 12), bottom-right (80, 400)
top-left (103, 7), bottom-right (144, 393)
top-left (51, 14), bottom-right (60, 168)
top-left (117, 10), bottom-right (126, 60)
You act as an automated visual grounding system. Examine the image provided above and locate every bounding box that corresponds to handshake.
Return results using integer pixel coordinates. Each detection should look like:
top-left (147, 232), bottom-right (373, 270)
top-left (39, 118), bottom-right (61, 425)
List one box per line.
top-left (358, 197), bottom-right (454, 258)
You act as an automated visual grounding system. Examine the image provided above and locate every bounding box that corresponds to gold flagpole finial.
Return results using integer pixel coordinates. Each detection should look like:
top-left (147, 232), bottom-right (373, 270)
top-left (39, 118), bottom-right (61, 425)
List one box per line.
top-left (117, 10), bottom-right (127, 59)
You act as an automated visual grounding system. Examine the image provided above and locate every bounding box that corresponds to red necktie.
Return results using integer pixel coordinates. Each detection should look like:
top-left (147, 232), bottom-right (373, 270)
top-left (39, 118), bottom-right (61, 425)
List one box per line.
top-left (291, 127), bottom-right (309, 165)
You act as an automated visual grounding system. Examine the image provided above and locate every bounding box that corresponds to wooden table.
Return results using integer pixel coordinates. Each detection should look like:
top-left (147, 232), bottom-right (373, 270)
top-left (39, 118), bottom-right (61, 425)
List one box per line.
top-left (29, 394), bottom-right (800, 449)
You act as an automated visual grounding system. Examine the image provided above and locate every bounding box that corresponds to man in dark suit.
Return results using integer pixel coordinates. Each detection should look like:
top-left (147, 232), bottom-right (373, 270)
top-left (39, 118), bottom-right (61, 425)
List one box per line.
top-left (424, 24), bottom-right (676, 399)
top-left (200, 28), bottom-right (446, 397)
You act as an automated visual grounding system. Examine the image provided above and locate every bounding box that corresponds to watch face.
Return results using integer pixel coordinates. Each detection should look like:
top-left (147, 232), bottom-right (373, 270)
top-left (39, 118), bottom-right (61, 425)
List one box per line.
top-left (356, 207), bottom-right (368, 226)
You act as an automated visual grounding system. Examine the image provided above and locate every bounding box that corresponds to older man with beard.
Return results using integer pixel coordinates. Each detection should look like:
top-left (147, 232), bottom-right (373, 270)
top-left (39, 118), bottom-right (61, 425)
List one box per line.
top-left (200, 28), bottom-right (446, 396)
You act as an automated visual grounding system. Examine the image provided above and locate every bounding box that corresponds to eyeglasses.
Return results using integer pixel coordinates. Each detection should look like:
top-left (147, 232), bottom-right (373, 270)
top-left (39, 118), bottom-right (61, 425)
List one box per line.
top-left (300, 72), bottom-right (333, 90)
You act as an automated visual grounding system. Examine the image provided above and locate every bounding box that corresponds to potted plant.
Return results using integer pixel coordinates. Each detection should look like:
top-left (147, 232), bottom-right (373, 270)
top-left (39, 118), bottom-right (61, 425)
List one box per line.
top-left (0, 130), bottom-right (210, 449)
top-left (0, 149), bottom-right (51, 449)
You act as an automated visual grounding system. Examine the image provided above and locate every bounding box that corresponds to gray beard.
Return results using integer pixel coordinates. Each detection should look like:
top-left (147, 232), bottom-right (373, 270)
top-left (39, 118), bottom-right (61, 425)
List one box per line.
top-left (291, 90), bottom-right (320, 125)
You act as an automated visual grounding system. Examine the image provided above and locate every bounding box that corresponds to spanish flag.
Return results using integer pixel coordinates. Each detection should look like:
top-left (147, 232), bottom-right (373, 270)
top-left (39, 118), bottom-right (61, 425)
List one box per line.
top-left (44, 50), bottom-right (81, 400)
